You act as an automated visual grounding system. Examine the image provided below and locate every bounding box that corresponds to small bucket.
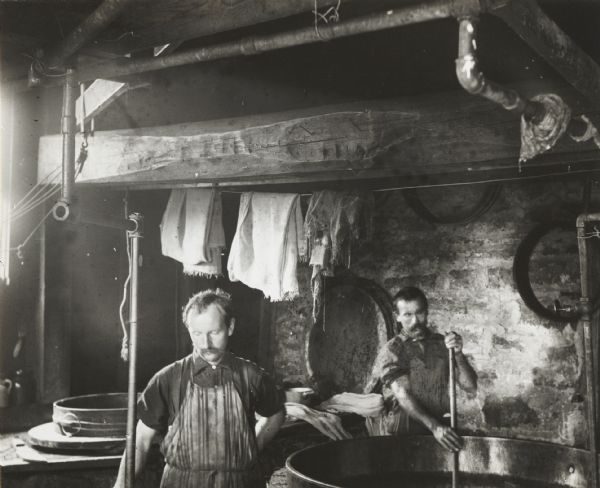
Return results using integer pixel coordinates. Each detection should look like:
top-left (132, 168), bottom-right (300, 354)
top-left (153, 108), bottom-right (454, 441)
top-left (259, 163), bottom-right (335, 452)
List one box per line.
top-left (285, 387), bottom-right (315, 405)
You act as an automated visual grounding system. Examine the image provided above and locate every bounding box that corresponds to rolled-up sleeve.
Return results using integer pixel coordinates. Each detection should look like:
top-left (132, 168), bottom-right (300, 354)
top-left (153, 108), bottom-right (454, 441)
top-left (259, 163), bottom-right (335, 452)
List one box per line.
top-left (377, 342), bottom-right (410, 389)
top-left (137, 371), bottom-right (170, 434)
top-left (254, 372), bottom-right (285, 417)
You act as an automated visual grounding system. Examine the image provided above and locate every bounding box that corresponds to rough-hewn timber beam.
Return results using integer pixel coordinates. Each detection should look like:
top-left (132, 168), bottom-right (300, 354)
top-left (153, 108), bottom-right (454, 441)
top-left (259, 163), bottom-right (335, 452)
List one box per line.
top-left (37, 84), bottom-right (600, 188)
top-left (489, 0), bottom-right (600, 106)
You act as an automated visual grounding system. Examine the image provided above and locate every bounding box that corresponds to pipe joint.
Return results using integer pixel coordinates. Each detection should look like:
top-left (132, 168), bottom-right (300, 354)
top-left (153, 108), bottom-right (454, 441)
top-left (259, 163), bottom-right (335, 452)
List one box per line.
top-left (127, 212), bottom-right (144, 239)
top-left (61, 115), bottom-right (76, 134)
top-left (52, 200), bottom-right (71, 221)
top-left (456, 53), bottom-right (485, 95)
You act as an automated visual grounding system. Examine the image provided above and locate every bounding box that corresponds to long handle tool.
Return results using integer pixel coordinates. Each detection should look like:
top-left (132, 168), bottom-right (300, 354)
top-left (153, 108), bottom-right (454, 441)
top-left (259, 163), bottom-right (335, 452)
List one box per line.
top-left (449, 347), bottom-right (459, 488)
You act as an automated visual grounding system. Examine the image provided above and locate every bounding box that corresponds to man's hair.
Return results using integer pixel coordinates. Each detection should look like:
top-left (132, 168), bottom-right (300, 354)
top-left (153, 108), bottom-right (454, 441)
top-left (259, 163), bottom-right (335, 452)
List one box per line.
top-left (392, 286), bottom-right (428, 311)
top-left (182, 289), bottom-right (234, 327)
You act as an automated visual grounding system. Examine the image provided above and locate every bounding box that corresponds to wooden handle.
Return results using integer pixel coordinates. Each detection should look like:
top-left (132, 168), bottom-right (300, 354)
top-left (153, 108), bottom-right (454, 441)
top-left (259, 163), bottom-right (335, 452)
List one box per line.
top-left (449, 347), bottom-right (458, 488)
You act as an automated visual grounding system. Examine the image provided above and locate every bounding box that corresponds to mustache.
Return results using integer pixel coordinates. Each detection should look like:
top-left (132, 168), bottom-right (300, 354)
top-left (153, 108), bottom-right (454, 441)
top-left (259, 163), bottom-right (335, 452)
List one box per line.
top-left (199, 348), bottom-right (221, 354)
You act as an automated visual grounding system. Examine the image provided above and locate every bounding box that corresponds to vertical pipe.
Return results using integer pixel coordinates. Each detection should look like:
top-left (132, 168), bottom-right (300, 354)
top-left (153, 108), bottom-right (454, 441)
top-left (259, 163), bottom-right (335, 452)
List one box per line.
top-left (61, 68), bottom-right (77, 206)
top-left (37, 207), bottom-right (46, 402)
top-left (449, 348), bottom-right (458, 488)
top-left (125, 219), bottom-right (141, 488)
top-left (577, 215), bottom-right (599, 488)
top-left (1, 90), bottom-right (15, 284)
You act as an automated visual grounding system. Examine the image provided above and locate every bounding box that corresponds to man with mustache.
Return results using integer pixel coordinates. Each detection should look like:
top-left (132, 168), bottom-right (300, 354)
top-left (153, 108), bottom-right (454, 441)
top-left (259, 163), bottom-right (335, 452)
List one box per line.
top-left (113, 289), bottom-right (285, 488)
top-left (367, 286), bottom-right (477, 452)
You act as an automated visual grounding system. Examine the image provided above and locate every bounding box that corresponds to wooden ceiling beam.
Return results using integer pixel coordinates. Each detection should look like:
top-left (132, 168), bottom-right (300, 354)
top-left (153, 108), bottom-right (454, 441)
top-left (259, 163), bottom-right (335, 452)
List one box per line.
top-left (37, 83), bottom-right (600, 188)
top-left (490, 0), bottom-right (600, 107)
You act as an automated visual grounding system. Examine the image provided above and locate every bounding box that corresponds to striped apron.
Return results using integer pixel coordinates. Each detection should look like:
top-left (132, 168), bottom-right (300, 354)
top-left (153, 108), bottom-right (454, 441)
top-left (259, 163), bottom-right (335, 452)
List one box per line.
top-left (159, 368), bottom-right (262, 488)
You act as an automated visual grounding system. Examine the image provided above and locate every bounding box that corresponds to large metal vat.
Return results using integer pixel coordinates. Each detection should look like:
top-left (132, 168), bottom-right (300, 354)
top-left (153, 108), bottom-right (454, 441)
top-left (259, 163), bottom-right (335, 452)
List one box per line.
top-left (286, 436), bottom-right (590, 487)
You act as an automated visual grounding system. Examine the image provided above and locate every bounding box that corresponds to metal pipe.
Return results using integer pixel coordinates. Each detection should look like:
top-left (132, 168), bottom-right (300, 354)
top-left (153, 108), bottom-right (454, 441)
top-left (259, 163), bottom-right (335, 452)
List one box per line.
top-left (43, 0), bottom-right (134, 71)
top-left (456, 17), bottom-right (544, 120)
top-left (125, 212), bottom-right (143, 488)
top-left (54, 68), bottom-right (77, 222)
top-left (449, 348), bottom-right (458, 488)
top-left (576, 212), bottom-right (600, 488)
top-left (1, 88), bottom-right (16, 284)
top-left (456, 17), bottom-right (589, 139)
top-left (76, 0), bottom-right (483, 83)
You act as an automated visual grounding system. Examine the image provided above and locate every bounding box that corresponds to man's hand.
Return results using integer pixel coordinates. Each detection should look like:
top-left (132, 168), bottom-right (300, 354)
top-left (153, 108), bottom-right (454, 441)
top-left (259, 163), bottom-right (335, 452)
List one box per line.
top-left (444, 332), bottom-right (463, 353)
top-left (432, 424), bottom-right (463, 452)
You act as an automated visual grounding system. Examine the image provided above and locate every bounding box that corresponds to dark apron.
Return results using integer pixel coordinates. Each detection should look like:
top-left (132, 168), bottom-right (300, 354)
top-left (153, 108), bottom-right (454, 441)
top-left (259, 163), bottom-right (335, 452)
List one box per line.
top-left (159, 369), bottom-right (262, 488)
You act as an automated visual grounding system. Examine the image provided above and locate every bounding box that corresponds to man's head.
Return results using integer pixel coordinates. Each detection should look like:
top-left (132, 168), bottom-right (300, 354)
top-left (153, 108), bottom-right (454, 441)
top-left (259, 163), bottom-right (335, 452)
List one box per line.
top-left (392, 286), bottom-right (428, 340)
top-left (182, 289), bottom-right (235, 364)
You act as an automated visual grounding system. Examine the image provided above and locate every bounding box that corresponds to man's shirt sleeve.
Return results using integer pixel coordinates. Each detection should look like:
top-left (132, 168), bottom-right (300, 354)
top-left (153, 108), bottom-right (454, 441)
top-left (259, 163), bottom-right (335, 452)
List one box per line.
top-left (254, 371), bottom-right (285, 417)
top-left (137, 369), bottom-right (171, 434)
top-left (378, 341), bottom-right (410, 389)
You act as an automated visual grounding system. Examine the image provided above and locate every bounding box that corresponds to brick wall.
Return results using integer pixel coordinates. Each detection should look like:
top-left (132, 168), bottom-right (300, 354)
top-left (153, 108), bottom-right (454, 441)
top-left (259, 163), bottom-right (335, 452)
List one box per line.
top-left (271, 180), bottom-right (597, 446)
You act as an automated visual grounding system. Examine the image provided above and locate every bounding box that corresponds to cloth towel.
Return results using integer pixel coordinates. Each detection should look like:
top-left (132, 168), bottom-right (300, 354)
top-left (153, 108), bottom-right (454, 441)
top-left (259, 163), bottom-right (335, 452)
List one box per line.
top-left (317, 392), bottom-right (384, 418)
top-left (160, 188), bottom-right (225, 276)
top-left (285, 403), bottom-right (352, 441)
top-left (227, 192), bottom-right (306, 301)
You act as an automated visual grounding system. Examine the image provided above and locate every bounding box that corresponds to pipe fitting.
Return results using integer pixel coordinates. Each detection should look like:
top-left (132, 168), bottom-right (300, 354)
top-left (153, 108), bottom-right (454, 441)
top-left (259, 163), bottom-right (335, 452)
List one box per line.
top-left (52, 200), bottom-right (70, 221)
top-left (455, 17), bottom-right (544, 120)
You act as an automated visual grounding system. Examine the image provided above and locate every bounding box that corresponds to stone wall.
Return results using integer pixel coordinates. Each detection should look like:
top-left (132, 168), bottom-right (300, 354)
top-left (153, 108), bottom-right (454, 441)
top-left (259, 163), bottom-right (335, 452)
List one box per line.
top-left (271, 180), bottom-right (597, 447)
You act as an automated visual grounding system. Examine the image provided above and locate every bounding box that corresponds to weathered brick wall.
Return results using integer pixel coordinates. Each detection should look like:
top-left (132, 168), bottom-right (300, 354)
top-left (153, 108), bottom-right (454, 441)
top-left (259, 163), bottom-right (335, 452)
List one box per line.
top-left (272, 180), bottom-right (596, 447)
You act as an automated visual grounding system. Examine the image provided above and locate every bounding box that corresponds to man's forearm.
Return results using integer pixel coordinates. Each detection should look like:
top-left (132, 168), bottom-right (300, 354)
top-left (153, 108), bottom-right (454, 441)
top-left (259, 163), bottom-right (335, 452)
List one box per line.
top-left (391, 378), bottom-right (463, 451)
top-left (113, 421), bottom-right (157, 488)
top-left (390, 380), bottom-right (440, 432)
top-left (455, 352), bottom-right (477, 393)
top-left (255, 409), bottom-right (285, 451)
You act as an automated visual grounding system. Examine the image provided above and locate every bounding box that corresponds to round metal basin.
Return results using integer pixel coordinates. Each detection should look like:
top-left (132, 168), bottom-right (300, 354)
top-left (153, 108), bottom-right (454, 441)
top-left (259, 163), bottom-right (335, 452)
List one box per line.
top-left (53, 392), bottom-right (129, 437)
top-left (286, 436), bottom-right (590, 487)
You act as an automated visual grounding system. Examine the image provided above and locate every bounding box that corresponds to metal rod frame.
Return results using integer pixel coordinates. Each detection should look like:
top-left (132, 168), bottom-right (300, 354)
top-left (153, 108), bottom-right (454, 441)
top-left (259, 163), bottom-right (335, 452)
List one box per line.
top-left (577, 212), bottom-right (600, 488)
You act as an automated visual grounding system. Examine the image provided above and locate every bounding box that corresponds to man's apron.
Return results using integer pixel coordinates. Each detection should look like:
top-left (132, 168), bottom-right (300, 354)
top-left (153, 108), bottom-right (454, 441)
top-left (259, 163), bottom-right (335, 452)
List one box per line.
top-left (159, 368), bottom-right (262, 488)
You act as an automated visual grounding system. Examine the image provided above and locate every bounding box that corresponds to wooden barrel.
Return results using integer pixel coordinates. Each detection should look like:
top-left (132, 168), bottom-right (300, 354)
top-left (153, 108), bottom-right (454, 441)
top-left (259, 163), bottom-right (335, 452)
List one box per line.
top-left (52, 393), bottom-right (129, 438)
top-left (307, 275), bottom-right (395, 398)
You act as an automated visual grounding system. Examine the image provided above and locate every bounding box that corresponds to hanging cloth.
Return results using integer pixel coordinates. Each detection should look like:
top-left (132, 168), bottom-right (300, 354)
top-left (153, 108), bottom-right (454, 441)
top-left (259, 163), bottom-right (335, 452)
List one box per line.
top-left (160, 188), bottom-right (225, 276)
top-left (304, 190), bottom-right (374, 322)
top-left (159, 369), bottom-right (261, 488)
top-left (227, 192), bottom-right (306, 301)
